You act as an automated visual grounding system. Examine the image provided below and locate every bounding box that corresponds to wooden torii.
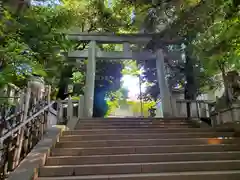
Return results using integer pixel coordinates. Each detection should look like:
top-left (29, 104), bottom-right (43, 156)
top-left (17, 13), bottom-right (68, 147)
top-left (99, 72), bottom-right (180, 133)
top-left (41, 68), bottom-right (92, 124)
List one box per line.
top-left (67, 32), bottom-right (179, 118)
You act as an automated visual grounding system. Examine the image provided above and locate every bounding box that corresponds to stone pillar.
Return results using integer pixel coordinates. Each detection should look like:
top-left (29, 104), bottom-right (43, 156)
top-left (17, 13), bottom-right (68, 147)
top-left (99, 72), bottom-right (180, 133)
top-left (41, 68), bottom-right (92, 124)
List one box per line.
top-left (156, 49), bottom-right (177, 117)
top-left (84, 41), bottom-right (96, 117)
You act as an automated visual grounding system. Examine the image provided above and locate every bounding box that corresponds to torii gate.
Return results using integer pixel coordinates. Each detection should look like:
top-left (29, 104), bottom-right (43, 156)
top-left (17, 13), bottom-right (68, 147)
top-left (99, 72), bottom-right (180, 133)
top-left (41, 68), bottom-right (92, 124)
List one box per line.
top-left (67, 32), bottom-right (178, 118)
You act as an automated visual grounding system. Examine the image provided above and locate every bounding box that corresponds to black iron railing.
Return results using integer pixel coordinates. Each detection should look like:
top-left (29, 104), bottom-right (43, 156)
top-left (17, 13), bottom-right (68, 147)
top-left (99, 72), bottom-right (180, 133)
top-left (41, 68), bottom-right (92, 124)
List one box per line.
top-left (0, 84), bottom-right (52, 179)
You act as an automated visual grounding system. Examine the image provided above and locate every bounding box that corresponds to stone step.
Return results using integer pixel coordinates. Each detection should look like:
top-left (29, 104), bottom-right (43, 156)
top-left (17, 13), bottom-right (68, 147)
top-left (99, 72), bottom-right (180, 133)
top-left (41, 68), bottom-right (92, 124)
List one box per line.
top-left (75, 124), bottom-right (192, 129)
top-left (39, 160), bottom-right (240, 177)
top-left (60, 132), bottom-right (234, 141)
top-left (77, 120), bottom-right (190, 126)
top-left (46, 151), bottom-right (240, 166)
top-left (76, 121), bottom-right (190, 126)
top-left (76, 118), bottom-right (188, 122)
top-left (55, 138), bottom-right (237, 148)
top-left (63, 128), bottom-right (230, 135)
top-left (51, 144), bottom-right (240, 156)
top-left (38, 170), bottom-right (240, 180)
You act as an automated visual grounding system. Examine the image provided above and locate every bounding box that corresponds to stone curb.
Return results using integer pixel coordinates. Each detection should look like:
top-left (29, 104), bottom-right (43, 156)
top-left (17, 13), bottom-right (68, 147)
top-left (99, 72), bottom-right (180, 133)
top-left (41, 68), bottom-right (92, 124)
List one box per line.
top-left (7, 125), bottom-right (67, 180)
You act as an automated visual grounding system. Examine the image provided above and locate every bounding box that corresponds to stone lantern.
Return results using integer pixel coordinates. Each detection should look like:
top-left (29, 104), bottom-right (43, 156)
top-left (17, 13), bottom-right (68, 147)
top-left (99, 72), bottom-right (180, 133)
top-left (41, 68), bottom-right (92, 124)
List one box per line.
top-left (29, 74), bottom-right (45, 100)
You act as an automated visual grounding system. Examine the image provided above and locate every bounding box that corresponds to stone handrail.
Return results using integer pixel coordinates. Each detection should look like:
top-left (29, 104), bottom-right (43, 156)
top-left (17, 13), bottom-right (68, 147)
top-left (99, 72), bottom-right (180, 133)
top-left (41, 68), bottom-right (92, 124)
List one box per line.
top-left (176, 99), bottom-right (214, 119)
top-left (210, 104), bottom-right (240, 127)
top-left (176, 99), bottom-right (240, 127)
top-left (56, 95), bottom-right (85, 125)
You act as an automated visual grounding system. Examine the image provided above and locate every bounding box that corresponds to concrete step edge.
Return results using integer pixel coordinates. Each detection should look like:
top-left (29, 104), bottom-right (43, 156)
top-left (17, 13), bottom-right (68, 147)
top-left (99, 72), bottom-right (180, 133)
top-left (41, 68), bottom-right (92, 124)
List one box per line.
top-left (38, 170), bottom-right (240, 180)
top-left (76, 123), bottom-right (190, 126)
top-left (52, 144), bottom-right (240, 150)
top-left (47, 151), bottom-right (240, 159)
top-left (66, 127), bottom-right (232, 132)
top-left (77, 118), bottom-right (187, 120)
top-left (69, 128), bottom-right (213, 131)
top-left (77, 121), bottom-right (189, 123)
top-left (76, 123), bottom-right (190, 125)
top-left (76, 126), bottom-right (193, 128)
top-left (58, 137), bottom-right (236, 143)
top-left (41, 159), bottom-right (240, 168)
top-left (61, 132), bottom-right (234, 137)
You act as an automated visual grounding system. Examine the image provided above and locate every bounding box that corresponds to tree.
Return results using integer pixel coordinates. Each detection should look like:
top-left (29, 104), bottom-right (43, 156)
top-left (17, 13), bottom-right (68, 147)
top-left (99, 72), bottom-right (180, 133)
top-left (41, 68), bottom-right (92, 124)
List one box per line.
top-left (1, 0), bottom-right (135, 117)
top-left (0, 5), bottom-right (46, 88)
top-left (119, 0), bottom-right (240, 102)
top-left (192, 10), bottom-right (240, 102)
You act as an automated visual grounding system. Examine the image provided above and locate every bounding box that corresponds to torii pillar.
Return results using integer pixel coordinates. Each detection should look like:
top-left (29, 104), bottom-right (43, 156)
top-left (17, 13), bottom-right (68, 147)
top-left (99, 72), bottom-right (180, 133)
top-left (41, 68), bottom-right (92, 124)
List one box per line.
top-left (156, 49), bottom-right (177, 117)
top-left (84, 41), bottom-right (96, 117)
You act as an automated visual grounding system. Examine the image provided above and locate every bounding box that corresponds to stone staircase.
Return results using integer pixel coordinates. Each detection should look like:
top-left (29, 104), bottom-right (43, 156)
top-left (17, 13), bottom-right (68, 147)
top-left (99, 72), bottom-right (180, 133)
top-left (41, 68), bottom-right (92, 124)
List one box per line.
top-left (37, 118), bottom-right (240, 180)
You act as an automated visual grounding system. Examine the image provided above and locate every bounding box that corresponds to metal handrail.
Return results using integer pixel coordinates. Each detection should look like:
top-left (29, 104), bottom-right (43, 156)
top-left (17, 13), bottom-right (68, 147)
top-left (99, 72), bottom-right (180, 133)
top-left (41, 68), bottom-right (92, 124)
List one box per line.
top-left (0, 102), bottom-right (55, 144)
top-left (0, 82), bottom-right (52, 179)
top-left (0, 101), bottom-right (54, 179)
top-left (210, 104), bottom-right (240, 116)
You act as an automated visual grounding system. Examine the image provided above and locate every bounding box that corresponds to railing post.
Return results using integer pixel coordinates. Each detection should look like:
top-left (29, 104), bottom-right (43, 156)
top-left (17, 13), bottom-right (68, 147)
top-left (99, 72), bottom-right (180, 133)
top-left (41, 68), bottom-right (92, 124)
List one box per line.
top-left (45, 85), bottom-right (51, 127)
top-left (67, 97), bottom-right (73, 122)
top-left (11, 92), bottom-right (24, 170)
top-left (206, 103), bottom-right (210, 118)
top-left (57, 100), bottom-right (63, 124)
top-left (14, 83), bottom-right (31, 167)
top-left (232, 105), bottom-right (239, 122)
top-left (215, 112), bottom-right (220, 127)
top-left (196, 101), bottom-right (200, 118)
top-left (78, 95), bottom-right (84, 119)
top-left (47, 85), bottom-right (51, 105)
top-left (78, 96), bottom-right (81, 119)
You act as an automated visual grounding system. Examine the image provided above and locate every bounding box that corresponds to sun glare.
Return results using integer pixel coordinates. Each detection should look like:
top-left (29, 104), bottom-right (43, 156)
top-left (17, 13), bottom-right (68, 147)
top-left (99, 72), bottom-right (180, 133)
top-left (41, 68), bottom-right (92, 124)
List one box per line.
top-left (121, 75), bottom-right (146, 100)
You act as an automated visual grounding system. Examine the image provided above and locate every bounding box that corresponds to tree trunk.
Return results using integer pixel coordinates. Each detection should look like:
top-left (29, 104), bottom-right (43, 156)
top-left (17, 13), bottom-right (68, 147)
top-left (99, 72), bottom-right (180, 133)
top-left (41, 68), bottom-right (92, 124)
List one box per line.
top-left (56, 65), bottom-right (74, 100)
top-left (184, 48), bottom-right (197, 118)
top-left (217, 60), bottom-right (230, 104)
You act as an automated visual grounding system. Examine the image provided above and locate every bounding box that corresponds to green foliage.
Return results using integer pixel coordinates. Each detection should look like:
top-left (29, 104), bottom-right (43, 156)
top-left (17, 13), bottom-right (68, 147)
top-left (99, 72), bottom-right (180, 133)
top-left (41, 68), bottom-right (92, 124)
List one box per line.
top-left (0, 4), bottom-right (70, 88)
top-left (119, 87), bottom-right (129, 100)
top-left (4, 0), bottom-right (238, 103)
top-left (120, 0), bottom-right (240, 98)
top-left (71, 72), bottom-right (84, 84)
top-left (105, 91), bottom-right (121, 116)
top-left (105, 86), bottom-right (130, 116)
top-left (1, 31), bottom-right (34, 86)
top-left (127, 100), bottom-right (156, 117)
top-left (193, 15), bottom-right (240, 73)
top-left (122, 60), bottom-right (140, 76)
top-left (1, 0), bottom-right (133, 93)
top-left (189, 2), bottom-right (240, 92)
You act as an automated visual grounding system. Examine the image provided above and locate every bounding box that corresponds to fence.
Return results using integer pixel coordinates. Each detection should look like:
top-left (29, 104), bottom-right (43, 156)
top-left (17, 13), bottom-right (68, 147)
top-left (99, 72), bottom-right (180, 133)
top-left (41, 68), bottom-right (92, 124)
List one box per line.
top-left (176, 99), bottom-right (215, 119)
top-left (175, 99), bottom-right (240, 127)
top-left (210, 104), bottom-right (240, 127)
top-left (0, 81), bottom-right (52, 179)
top-left (56, 95), bottom-right (85, 125)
